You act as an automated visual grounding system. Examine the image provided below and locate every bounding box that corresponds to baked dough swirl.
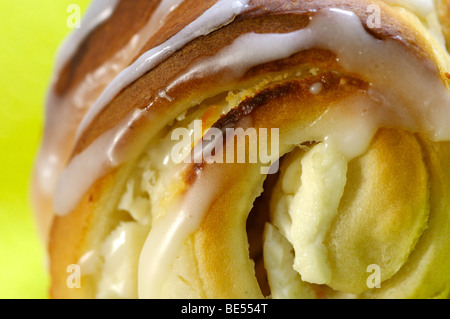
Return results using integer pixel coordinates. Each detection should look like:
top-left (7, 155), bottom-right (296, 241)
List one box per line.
top-left (33, 0), bottom-right (450, 298)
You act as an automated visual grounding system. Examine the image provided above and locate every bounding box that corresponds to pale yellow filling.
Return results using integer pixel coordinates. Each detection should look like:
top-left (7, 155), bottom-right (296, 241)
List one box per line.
top-left (265, 128), bottom-right (431, 298)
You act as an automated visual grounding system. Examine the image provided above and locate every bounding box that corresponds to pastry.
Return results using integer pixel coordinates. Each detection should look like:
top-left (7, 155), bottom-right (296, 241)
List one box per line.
top-left (33, 0), bottom-right (450, 298)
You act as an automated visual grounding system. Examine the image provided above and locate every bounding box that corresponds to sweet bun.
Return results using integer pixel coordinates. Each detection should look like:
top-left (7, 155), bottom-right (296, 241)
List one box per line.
top-left (33, 0), bottom-right (450, 298)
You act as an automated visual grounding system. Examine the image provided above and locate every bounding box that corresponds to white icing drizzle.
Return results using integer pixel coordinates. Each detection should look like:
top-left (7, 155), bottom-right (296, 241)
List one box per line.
top-left (54, 108), bottom-right (144, 215)
top-left (75, 0), bottom-right (251, 139)
top-left (35, 0), bottom-right (119, 201)
top-left (35, 0), bottom-right (187, 219)
top-left (138, 168), bottom-right (221, 298)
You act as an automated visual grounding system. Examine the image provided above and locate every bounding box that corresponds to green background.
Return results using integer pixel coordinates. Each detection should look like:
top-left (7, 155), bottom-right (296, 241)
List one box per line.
top-left (0, 0), bottom-right (90, 298)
